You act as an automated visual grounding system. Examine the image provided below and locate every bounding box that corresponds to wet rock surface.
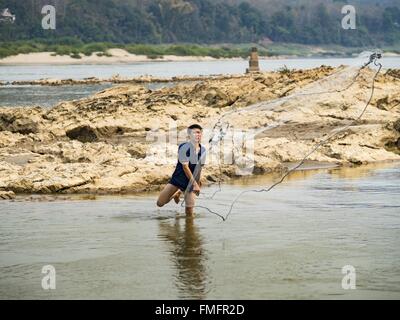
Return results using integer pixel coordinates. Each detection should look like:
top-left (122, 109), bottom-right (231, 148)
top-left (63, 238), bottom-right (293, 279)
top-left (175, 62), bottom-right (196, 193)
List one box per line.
top-left (0, 190), bottom-right (15, 199)
top-left (0, 66), bottom-right (399, 195)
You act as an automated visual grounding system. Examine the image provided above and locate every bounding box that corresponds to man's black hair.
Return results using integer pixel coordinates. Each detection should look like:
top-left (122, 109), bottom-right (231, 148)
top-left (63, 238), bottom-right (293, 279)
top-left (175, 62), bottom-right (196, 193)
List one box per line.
top-left (187, 124), bottom-right (203, 131)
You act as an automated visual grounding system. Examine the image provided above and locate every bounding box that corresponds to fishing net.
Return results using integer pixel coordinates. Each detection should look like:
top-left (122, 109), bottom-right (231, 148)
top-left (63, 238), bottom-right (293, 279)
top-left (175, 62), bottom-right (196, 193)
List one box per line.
top-left (180, 52), bottom-right (383, 221)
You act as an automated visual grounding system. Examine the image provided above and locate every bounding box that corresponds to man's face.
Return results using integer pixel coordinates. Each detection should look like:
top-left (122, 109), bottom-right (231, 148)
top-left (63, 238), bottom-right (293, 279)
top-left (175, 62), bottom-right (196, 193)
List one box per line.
top-left (189, 128), bottom-right (202, 143)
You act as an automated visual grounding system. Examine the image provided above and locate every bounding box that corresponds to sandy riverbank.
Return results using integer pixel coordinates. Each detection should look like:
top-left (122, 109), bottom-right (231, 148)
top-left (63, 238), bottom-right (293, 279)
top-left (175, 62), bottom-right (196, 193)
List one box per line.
top-left (0, 48), bottom-right (399, 66)
top-left (0, 66), bottom-right (399, 197)
top-left (0, 48), bottom-right (246, 65)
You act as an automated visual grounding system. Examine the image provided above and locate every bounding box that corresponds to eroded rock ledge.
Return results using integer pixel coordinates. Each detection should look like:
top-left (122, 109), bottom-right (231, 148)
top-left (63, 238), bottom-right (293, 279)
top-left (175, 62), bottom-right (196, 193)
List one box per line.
top-left (1, 66), bottom-right (399, 196)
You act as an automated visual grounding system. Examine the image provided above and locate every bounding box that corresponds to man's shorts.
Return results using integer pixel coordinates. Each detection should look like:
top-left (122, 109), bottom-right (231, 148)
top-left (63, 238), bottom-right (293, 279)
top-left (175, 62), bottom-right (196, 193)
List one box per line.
top-left (169, 177), bottom-right (196, 193)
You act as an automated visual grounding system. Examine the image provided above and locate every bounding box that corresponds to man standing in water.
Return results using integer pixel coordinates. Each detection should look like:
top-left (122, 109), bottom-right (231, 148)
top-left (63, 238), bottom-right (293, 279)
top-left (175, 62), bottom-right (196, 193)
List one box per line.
top-left (157, 124), bottom-right (206, 217)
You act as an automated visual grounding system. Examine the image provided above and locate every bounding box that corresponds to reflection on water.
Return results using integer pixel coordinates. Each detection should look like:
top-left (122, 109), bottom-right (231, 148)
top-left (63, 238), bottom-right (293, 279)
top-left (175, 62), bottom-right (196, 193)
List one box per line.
top-left (228, 161), bottom-right (400, 188)
top-left (327, 161), bottom-right (400, 180)
top-left (158, 217), bottom-right (208, 299)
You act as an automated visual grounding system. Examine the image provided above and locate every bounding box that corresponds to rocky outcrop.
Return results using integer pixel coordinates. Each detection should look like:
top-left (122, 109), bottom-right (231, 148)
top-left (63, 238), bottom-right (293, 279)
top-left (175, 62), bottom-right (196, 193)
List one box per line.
top-left (0, 66), bottom-right (399, 194)
top-left (66, 125), bottom-right (100, 143)
top-left (4, 74), bottom-right (247, 86)
top-left (0, 190), bottom-right (15, 200)
top-left (394, 119), bottom-right (400, 133)
top-left (0, 107), bottom-right (43, 134)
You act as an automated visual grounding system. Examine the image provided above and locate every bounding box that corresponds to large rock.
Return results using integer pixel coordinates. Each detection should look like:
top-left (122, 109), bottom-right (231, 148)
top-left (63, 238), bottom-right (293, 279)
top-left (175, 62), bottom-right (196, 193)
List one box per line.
top-left (0, 190), bottom-right (15, 200)
top-left (394, 119), bottom-right (400, 133)
top-left (0, 107), bottom-right (43, 134)
top-left (0, 66), bottom-right (399, 195)
top-left (66, 125), bottom-right (99, 142)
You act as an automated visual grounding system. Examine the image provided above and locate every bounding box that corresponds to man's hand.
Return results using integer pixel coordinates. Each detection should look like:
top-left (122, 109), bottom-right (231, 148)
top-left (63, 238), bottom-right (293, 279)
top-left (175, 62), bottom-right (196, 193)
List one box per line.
top-left (193, 181), bottom-right (201, 196)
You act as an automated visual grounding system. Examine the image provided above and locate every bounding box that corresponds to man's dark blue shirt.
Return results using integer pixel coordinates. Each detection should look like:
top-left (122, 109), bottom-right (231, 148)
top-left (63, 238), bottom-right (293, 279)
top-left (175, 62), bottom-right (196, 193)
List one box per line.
top-left (169, 142), bottom-right (206, 192)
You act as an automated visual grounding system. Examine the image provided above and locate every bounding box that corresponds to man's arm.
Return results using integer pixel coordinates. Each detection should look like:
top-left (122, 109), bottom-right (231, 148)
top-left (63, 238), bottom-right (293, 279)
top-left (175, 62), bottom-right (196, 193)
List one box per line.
top-left (182, 163), bottom-right (200, 195)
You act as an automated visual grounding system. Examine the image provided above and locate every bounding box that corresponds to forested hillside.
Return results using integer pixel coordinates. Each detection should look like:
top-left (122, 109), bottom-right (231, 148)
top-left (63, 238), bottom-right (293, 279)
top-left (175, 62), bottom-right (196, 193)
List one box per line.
top-left (0, 0), bottom-right (399, 46)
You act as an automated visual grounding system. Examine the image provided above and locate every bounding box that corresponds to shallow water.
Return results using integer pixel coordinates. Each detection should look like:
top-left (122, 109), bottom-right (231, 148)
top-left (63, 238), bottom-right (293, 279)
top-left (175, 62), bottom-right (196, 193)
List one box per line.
top-left (1, 57), bottom-right (399, 82)
top-left (0, 82), bottom-right (176, 108)
top-left (0, 161), bottom-right (399, 299)
top-left (0, 84), bottom-right (113, 107)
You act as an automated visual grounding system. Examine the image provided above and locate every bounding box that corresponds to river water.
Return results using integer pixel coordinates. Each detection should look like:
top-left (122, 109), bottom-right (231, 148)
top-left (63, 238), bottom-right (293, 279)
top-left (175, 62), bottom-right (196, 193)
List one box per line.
top-left (1, 161), bottom-right (399, 299)
top-left (0, 57), bottom-right (399, 107)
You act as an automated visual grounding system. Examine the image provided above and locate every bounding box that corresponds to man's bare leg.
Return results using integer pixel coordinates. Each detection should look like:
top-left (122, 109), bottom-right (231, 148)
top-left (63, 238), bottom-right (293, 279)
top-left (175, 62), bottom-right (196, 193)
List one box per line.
top-left (185, 206), bottom-right (194, 217)
top-left (157, 184), bottom-right (179, 207)
top-left (173, 190), bottom-right (181, 204)
top-left (184, 191), bottom-right (195, 217)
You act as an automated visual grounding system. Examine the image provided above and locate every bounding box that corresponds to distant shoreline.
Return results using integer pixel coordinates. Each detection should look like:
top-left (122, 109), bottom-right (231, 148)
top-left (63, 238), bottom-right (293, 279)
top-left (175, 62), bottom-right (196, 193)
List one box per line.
top-left (1, 48), bottom-right (399, 66)
top-left (0, 49), bottom-right (244, 65)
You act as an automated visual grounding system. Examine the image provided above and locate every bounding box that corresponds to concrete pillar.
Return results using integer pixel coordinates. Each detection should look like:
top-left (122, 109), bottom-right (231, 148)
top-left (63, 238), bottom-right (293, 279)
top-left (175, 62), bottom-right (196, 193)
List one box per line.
top-left (246, 47), bottom-right (260, 73)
